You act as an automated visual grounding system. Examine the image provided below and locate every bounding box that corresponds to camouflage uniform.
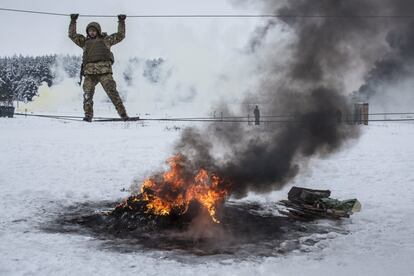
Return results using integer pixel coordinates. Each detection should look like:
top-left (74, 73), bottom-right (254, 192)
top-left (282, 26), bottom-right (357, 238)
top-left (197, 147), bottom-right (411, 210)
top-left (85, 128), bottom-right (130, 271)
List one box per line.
top-left (68, 18), bottom-right (127, 119)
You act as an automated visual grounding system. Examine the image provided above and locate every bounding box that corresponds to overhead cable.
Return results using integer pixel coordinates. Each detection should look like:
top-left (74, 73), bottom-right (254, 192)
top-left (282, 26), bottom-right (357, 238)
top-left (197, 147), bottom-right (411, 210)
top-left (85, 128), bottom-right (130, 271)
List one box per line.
top-left (2, 7), bottom-right (414, 19)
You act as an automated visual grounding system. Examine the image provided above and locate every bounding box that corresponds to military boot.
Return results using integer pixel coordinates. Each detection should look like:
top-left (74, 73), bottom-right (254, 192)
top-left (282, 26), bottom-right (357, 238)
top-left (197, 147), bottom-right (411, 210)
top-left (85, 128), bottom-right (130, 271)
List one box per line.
top-left (120, 113), bottom-right (129, 121)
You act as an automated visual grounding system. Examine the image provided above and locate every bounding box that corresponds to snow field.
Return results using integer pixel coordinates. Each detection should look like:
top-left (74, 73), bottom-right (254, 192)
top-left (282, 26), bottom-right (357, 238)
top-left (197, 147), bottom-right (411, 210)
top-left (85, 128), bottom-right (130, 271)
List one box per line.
top-left (0, 117), bottom-right (413, 275)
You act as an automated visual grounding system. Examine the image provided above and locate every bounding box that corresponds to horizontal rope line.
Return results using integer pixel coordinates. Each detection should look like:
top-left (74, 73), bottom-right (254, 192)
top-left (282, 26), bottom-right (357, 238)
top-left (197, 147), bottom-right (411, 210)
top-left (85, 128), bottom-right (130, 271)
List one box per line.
top-left (0, 7), bottom-right (68, 17)
top-left (2, 8), bottom-right (414, 19)
top-left (14, 112), bottom-right (414, 120)
top-left (13, 112), bottom-right (414, 123)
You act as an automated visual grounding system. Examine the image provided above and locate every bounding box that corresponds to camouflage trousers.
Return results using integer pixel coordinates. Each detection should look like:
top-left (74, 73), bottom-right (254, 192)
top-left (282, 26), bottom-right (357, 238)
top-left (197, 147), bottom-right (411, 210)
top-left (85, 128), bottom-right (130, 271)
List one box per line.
top-left (82, 73), bottom-right (127, 119)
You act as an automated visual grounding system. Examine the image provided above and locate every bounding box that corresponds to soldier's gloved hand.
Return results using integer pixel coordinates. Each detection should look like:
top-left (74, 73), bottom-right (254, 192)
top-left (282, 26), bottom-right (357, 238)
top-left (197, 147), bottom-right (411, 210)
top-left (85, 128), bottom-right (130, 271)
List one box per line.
top-left (70, 14), bottom-right (79, 20)
top-left (118, 14), bottom-right (127, 21)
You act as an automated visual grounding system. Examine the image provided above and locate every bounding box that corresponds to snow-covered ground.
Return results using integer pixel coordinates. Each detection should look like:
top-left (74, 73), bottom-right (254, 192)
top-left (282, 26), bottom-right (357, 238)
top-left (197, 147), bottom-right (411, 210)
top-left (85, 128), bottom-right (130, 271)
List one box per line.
top-left (1, 117), bottom-right (414, 275)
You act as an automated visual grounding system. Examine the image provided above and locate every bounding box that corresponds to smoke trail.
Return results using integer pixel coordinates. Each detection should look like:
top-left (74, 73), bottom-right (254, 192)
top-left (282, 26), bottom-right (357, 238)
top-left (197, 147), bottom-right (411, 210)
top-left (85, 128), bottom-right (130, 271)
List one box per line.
top-left (246, 20), bottom-right (277, 53)
top-left (167, 0), bottom-right (414, 198)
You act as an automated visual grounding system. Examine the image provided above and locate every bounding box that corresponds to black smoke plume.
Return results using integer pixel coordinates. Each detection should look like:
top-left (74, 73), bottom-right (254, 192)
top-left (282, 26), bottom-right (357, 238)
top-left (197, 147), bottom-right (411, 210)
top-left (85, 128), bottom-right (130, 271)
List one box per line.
top-left (356, 4), bottom-right (414, 103)
top-left (169, 0), bottom-right (414, 198)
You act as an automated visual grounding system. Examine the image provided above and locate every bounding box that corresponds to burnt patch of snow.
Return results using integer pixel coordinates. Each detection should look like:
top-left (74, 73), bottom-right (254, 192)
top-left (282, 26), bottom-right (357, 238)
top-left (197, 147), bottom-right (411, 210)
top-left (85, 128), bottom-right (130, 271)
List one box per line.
top-left (42, 200), bottom-right (348, 261)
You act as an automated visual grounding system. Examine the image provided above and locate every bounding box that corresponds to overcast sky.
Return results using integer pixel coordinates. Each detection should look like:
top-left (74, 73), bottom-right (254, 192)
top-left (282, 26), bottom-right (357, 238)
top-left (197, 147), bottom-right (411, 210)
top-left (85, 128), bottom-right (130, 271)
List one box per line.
top-left (0, 0), bottom-right (262, 56)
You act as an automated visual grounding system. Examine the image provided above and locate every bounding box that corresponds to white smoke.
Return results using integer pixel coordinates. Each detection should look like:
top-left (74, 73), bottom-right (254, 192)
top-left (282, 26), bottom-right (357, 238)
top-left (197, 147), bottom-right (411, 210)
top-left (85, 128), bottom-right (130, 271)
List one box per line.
top-left (17, 79), bottom-right (81, 114)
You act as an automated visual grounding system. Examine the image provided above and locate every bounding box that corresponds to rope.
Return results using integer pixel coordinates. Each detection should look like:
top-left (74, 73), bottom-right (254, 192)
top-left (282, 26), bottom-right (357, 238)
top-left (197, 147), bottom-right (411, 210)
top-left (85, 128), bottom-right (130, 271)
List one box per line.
top-left (14, 112), bottom-right (112, 120)
top-left (365, 112), bottom-right (414, 116)
top-left (13, 112), bottom-right (414, 123)
top-left (0, 7), bottom-right (68, 17)
top-left (2, 7), bottom-right (414, 19)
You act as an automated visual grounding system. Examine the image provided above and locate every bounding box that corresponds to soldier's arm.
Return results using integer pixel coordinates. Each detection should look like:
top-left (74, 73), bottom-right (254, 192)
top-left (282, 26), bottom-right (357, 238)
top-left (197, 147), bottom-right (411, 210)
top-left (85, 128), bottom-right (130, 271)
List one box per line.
top-left (68, 15), bottom-right (85, 48)
top-left (106, 15), bottom-right (126, 46)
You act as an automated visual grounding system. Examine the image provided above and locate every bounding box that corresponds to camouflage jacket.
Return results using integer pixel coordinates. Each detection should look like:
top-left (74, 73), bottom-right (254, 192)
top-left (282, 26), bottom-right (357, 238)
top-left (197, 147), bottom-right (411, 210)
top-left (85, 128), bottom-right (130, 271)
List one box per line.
top-left (68, 20), bottom-right (125, 75)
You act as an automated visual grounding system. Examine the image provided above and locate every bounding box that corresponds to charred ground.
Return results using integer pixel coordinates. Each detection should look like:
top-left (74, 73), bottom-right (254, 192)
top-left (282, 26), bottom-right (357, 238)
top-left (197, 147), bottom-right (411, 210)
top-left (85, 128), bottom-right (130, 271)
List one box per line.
top-left (43, 200), bottom-right (349, 260)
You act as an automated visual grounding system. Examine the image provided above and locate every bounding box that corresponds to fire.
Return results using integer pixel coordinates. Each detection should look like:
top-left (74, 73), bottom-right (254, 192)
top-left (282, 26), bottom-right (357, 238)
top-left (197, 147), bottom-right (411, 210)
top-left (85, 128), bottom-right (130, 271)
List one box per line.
top-left (119, 155), bottom-right (229, 223)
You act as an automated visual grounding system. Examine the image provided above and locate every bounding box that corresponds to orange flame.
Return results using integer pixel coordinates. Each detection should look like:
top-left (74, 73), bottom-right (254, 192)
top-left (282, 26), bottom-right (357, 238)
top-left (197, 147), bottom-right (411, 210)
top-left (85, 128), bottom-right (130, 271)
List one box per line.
top-left (136, 155), bottom-right (229, 223)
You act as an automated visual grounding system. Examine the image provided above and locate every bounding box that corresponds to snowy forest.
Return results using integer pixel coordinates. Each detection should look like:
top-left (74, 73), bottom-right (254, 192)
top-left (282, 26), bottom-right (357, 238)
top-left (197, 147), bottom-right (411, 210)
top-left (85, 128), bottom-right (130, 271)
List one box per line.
top-left (0, 55), bottom-right (80, 104)
top-left (0, 55), bottom-right (165, 105)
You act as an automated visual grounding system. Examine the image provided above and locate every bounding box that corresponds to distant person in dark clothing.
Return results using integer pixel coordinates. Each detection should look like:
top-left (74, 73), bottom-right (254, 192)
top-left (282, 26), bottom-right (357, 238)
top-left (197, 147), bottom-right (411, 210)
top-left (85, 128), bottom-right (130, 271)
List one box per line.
top-left (254, 105), bottom-right (260, 125)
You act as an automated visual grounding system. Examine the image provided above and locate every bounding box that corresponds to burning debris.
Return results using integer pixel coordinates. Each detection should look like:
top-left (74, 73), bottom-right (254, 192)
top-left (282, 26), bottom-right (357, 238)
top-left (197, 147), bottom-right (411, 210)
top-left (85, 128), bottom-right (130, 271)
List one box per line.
top-left (115, 154), bottom-right (230, 224)
top-left (278, 187), bottom-right (362, 220)
top-left (46, 158), bottom-right (357, 256)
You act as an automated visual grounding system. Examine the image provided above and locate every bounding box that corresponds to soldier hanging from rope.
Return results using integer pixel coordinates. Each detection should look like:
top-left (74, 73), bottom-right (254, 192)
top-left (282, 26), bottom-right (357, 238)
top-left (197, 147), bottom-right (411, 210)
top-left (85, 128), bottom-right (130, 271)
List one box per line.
top-left (68, 13), bottom-right (129, 122)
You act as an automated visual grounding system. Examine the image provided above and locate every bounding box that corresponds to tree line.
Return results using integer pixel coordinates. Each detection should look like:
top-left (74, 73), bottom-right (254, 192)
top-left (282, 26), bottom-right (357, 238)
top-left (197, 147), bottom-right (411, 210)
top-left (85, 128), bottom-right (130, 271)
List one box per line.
top-left (0, 55), bottom-right (165, 105)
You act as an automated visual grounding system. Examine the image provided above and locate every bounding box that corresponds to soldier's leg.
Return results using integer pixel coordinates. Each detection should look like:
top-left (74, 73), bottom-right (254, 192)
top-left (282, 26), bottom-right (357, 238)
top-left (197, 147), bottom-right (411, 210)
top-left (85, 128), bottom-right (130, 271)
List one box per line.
top-left (99, 74), bottom-right (128, 118)
top-left (82, 75), bottom-right (99, 120)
